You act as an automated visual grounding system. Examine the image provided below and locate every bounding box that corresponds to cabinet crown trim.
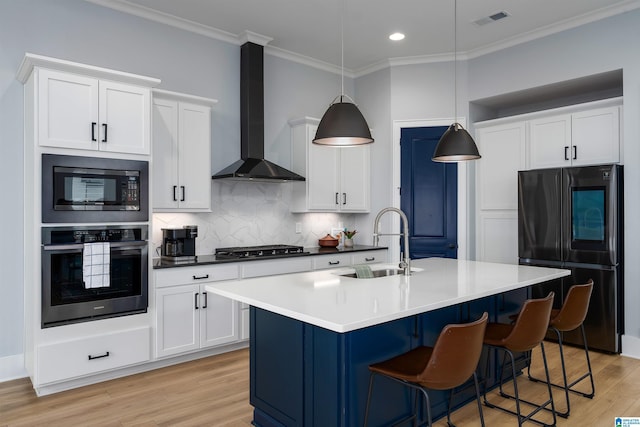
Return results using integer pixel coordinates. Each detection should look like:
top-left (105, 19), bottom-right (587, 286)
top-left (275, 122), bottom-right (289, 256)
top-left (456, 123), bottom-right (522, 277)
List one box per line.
top-left (288, 117), bottom-right (320, 127)
top-left (17, 53), bottom-right (161, 87)
top-left (153, 89), bottom-right (218, 106)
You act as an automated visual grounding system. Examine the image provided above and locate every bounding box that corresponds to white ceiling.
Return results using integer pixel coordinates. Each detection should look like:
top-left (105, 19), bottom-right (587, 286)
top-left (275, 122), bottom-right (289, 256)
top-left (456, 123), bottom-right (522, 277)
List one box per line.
top-left (89, 0), bottom-right (640, 73)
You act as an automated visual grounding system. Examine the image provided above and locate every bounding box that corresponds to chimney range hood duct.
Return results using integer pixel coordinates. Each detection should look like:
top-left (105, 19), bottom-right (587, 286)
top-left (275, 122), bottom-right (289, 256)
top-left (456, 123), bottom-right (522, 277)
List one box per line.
top-left (212, 42), bottom-right (305, 182)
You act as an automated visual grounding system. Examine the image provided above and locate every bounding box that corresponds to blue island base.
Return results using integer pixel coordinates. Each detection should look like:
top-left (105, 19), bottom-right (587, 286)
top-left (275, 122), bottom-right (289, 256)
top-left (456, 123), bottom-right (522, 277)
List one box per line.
top-left (249, 288), bottom-right (528, 427)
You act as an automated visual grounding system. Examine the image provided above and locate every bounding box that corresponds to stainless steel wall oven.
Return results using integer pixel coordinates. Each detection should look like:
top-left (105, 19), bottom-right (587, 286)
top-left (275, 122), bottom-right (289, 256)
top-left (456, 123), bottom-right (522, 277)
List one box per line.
top-left (42, 154), bottom-right (149, 223)
top-left (41, 225), bottom-right (148, 327)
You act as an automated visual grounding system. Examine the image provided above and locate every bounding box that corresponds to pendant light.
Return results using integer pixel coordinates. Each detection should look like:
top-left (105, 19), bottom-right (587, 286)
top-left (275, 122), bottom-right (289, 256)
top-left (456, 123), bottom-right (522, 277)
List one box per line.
top-left (313, 0), bottom-right (374, 146)
top-left (432, 0), bottom-right (481, 162)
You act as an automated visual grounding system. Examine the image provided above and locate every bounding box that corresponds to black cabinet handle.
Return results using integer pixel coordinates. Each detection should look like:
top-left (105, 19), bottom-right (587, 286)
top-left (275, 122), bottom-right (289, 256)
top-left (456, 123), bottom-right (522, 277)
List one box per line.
top-left (365, 257), bottom-right (375, 262)
top-left (203, 292), bottom-right (208, 309)
top-left (173, 185), bottom-right (178, 201)
top-left (335, 192), bottom-right (339, 205)
top-left (329, 261), bottom-right (340, 265)
top-left (573, 145), bottom-right (577, 160)
top-left (88, 351), bottom-right (110, 360)
top-left (193, 274), bottom-right (209, 280)
top-left (102, 123), bottom-right (108, 142)
top-left (180, 186), bottom-right (185, 202)
top-left (343, 193), bottom-right (346, 205)
top-left (194, 292), bottom-right (199, 310)
top-left (91, 122), bottom-right (97, 141)
top-left (564, 146), bottom-right (569, 160)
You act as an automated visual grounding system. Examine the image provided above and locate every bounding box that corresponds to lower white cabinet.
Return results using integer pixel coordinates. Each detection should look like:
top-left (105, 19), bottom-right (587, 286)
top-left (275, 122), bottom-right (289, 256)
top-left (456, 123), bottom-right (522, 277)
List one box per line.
top-left (351, 249), bottom-right (388, 265)
top-left (155, 265), bottom-right (240, 358)
top-left (37, 327), bottom-right (150, 384)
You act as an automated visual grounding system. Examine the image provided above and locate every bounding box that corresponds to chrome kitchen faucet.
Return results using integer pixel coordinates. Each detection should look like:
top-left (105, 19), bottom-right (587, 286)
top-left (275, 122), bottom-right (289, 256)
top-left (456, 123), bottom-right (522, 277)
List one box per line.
top-left (373, 207), bottom-right (411, 276)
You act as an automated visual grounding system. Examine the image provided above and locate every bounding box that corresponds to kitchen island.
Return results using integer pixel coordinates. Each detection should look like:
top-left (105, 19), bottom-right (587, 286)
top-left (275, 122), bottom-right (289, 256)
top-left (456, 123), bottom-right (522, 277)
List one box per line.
top-left (205, 257), bottom-right (570, 426)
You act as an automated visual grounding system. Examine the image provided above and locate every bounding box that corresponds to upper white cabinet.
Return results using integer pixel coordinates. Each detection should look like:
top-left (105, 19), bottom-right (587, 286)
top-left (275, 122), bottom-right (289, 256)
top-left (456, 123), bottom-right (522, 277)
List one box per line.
top-left (476, 121), bottom-right (527, 211)
top-left (529, 105), bottom-right (620, 169)
top-left (289, 117), bottom-right (370, 213)
top-left (18, 53), bottom-right (159, 155)
top-left (152, 90), bottom-right (217, 211)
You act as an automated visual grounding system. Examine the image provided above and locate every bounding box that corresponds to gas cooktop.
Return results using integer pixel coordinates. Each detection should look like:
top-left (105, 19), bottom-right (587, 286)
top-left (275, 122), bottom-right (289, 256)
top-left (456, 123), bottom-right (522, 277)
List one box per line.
top-left (215, 244), bottom-right (307, 259)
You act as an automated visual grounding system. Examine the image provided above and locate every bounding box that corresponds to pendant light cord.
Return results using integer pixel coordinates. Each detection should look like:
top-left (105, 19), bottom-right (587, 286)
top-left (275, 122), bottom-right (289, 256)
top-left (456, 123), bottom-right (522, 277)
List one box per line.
top-left (453, 0), bottom-right (458, 125)
top-left (341, 0), bottom-right (345, 100)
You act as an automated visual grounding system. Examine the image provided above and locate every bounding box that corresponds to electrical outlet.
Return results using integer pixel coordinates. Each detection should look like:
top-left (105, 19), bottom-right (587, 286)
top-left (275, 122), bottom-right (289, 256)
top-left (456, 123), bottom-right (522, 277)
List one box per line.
top-left (295, 222), bottom-right (302, 234)
top-left (331, 228), bottom-right (344, 238)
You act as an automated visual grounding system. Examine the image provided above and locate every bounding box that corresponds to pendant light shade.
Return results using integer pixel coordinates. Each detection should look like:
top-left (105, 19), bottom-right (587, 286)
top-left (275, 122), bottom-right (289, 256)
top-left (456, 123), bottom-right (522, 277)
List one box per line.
top-left (431, 0), bottom-right (480, 162)
top-left (313, 0), bottom-right (374, 146)
top-left (313, 95), bottom-right (373, 146)
top-left (432, 122), bottom-right (481, 162)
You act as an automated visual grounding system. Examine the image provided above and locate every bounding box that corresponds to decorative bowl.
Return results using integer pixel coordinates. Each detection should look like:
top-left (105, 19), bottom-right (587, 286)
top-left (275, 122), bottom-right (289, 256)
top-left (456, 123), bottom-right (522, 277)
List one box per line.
top-left (318, 234), bottom-right (339, 247)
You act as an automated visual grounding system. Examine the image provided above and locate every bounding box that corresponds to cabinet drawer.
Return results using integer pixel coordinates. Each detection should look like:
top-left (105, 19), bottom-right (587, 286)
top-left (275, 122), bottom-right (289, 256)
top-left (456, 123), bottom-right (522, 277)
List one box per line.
top-left (38, 327), bottom-right (150, 384)
top-left (242, 257), bottom-right (313, 278)
top-left (155, 264), bottom-right (239, 288)
top-left (352, 250), bottom-right (388, 265)
top-left (312, 253), bottom-right (353, 270)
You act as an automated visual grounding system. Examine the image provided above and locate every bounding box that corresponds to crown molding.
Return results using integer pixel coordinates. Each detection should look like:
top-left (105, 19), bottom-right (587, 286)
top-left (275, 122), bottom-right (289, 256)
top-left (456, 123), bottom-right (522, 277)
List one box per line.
top-left (84, 0), bottom-right (240, 45)
top-left (84, 0), bottom-right (640, 76)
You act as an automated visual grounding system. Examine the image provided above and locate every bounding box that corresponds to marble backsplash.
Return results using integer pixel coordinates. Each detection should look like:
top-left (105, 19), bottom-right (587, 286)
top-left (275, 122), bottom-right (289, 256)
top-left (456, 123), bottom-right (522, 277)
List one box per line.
top-left (152, 181), bottom-right (356, 257)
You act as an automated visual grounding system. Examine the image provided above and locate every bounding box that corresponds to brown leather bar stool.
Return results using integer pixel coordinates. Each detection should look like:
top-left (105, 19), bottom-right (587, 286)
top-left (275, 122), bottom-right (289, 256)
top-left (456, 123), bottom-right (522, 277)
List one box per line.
top-left (363, 312), bottom-right (488, 427)
top-left (527, 280), bottom-right (595, 418)
top-left (483, 292), bottom-right (556, 427)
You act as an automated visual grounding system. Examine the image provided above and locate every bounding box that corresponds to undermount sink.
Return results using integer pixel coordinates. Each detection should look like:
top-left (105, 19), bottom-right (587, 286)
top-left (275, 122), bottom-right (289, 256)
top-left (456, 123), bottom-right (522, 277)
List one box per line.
top-left (340, 268), bottom-right (404, 279)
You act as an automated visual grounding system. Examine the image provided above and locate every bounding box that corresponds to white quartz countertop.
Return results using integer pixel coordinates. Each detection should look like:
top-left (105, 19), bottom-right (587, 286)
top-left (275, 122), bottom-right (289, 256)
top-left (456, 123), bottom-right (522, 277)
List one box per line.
top-left (204, 257), bottom-right (570, 333)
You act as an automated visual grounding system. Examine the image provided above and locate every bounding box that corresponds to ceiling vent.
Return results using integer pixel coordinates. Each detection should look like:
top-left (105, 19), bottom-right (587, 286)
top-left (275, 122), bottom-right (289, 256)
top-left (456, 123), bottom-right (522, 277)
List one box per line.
top-left (474, 11), bottom-right (510, 26)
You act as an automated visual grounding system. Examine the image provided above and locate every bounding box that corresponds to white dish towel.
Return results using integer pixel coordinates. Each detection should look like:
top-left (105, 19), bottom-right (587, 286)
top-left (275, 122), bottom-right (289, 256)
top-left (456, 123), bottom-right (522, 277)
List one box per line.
top-left (83, 242), bottom-right (110, 289)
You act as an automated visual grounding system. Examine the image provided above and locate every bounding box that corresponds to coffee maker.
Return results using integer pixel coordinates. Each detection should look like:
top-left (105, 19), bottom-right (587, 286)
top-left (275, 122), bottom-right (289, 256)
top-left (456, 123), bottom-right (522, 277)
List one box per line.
top-left (161, 225), bottom-right (198, 262)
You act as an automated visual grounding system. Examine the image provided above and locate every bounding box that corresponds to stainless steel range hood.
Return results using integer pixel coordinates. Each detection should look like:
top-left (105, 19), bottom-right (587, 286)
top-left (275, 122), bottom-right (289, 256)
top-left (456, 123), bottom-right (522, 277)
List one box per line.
top-left (212, 42), bottom-right (305, 182)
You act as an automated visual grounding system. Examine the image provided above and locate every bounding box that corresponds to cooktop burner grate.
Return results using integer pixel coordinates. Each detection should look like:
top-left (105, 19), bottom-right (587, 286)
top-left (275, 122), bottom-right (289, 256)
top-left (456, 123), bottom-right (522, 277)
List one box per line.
top-left (215, 244), bottom-right (307, 259)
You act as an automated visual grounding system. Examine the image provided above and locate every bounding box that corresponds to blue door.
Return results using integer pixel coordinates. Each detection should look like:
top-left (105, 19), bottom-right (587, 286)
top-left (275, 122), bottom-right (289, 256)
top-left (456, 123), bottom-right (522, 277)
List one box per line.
top-left (400, 126), bottom-right (458, 259)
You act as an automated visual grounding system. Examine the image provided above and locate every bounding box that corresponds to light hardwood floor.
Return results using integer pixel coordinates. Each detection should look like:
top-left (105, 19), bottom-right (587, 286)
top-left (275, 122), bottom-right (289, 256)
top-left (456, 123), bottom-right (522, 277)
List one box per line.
top-left (1, 344), bottom-right (639, 426)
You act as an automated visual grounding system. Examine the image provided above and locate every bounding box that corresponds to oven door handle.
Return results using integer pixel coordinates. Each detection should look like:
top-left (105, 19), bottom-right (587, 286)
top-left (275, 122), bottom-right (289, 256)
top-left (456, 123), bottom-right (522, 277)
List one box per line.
top-left (43, 241), bottom-right (147, 251)
top-left (42, 244), bottom-right (84, 251)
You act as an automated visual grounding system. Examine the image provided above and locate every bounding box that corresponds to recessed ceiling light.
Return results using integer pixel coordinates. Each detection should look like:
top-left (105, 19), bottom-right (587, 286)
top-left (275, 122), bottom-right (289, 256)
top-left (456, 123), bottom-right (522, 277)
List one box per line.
top-left (389, 32), bottom-right (405, 41)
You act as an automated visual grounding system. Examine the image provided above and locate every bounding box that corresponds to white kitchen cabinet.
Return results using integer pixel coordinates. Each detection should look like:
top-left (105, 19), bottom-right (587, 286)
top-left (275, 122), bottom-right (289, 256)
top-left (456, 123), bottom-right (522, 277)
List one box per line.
top-left (476, 121), bottom-right (527, 211)
top-left (152, 90), bottom-right (217, 211)
top-left (473, 120), bottom-right (526, 264)
top-left (155, 264), bottom-right (240, 358)
top-left (529, 105), bottom-right (620, 169)
top-left (289, 117), bottom-right (370, 213)
top-left (37, 327), bottom-right (150, 384)
top-left (351, 249), bottom-right (388, 265)
top-left (36, 68), bottom-right (152, 154)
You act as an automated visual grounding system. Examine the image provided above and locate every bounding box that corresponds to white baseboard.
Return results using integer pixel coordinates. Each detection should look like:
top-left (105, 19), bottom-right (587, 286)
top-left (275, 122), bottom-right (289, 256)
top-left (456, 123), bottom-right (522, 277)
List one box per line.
top-left (621, 335), bottom-right (640, 359)
top-left (0, 353), bottom-right (27, 382)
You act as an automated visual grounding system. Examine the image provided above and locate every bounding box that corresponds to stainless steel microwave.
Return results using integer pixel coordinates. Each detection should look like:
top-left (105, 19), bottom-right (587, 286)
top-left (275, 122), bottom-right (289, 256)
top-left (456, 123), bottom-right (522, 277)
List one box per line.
top-left (42, 154), bottom-right (149, 223)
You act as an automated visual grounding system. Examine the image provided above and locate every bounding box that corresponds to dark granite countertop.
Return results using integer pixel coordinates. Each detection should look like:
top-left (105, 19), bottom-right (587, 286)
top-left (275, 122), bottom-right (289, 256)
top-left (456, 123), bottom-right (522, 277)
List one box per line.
top-left (153, 245), bottom-right (388, 269)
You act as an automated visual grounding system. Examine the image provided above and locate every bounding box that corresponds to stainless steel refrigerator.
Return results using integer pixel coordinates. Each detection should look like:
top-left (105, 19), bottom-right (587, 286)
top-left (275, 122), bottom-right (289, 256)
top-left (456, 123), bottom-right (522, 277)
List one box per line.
top-left (518, 164), bottom-right (623, 353)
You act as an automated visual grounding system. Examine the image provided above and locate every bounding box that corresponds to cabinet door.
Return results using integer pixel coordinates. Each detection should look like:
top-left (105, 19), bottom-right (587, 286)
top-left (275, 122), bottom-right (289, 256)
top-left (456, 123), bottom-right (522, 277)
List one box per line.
top-left (156, 285), bottom-right (200, 358)
top-left (308, 130), bottom-right (340, 210)
top-left (476, 122), bottom-right (526, 210)
top-left (477, 212), bottom-right (518, 264)
top-left (571, 106), bottom-right (620, 166)
top-left (529, 114), bottom-right (572, 169)
top-left (177, 102), bottom-right (211, 210)
top-left (200, 290), bottom-right (239, 348)
top-left (339, 145), bottom-right (370, 212)
top-left (152, 99), bottom-right (180, 209)
top-left (99, 81), bottom-right (150, 154)
top-left (37, 69), bottom-right (99, 150)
